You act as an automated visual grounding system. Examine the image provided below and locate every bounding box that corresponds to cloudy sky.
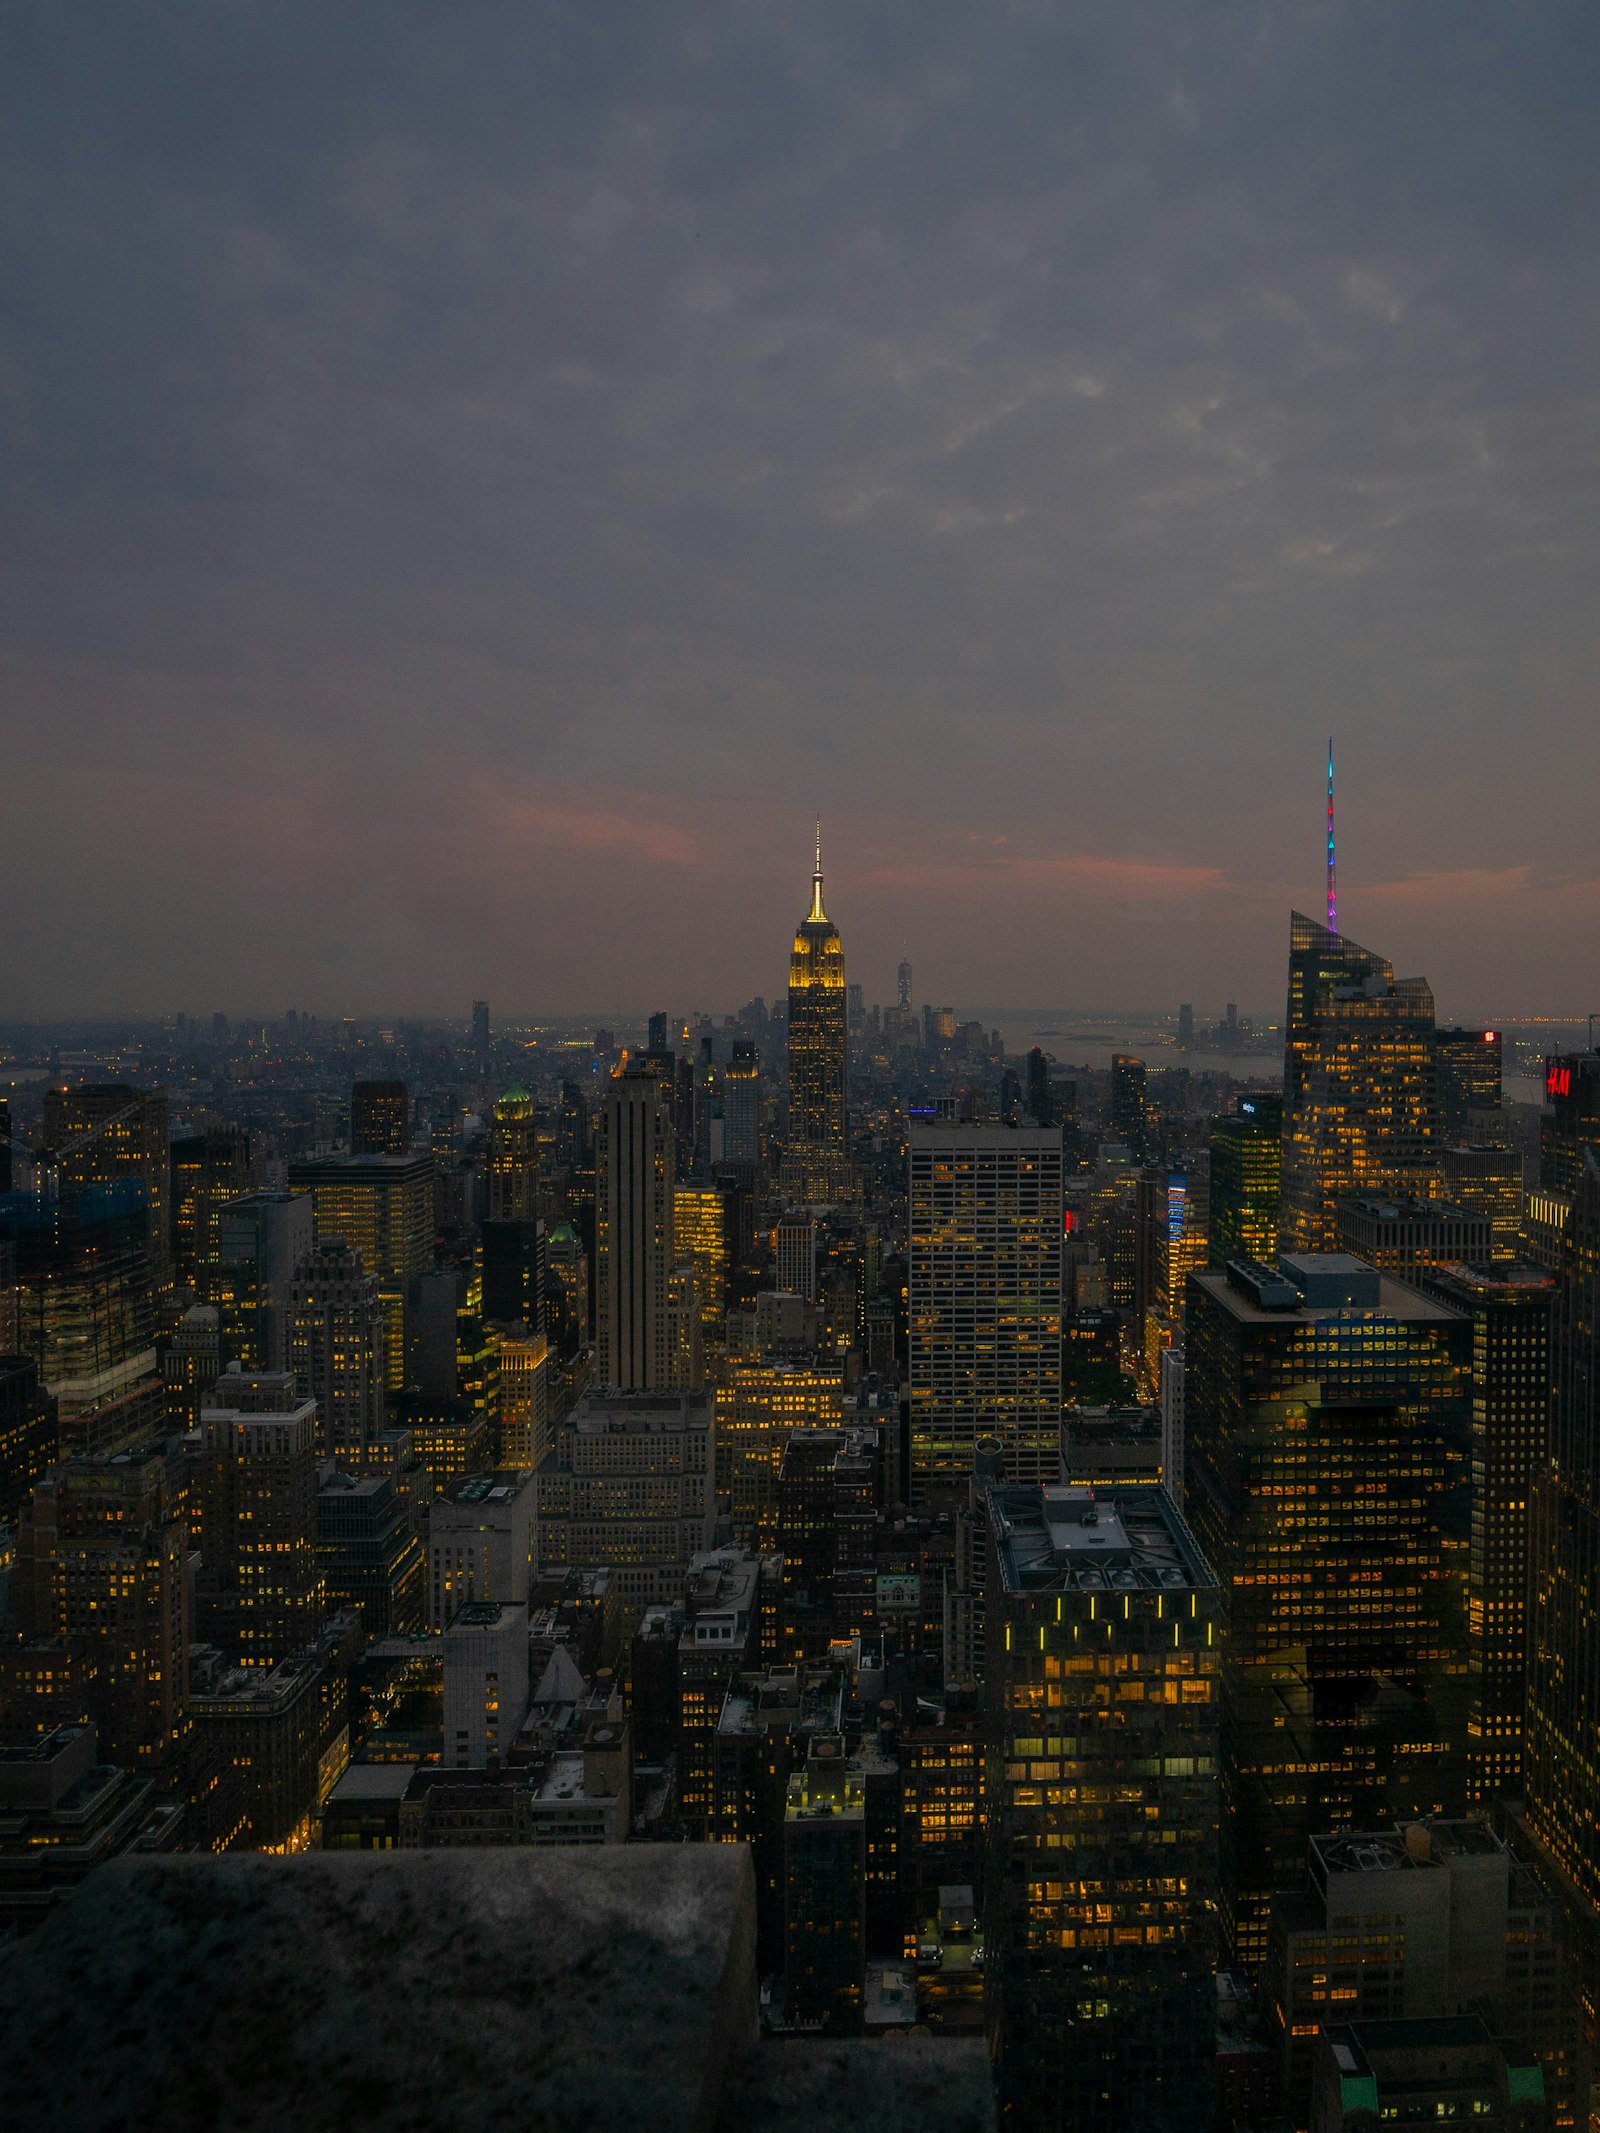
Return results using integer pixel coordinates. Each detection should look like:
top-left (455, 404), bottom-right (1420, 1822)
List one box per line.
top-left (5, 1), bottom-right (1599, 1020)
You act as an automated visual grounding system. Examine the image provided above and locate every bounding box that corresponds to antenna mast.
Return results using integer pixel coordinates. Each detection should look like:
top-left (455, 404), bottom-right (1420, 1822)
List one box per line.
top-left (1326, 737), bottom-right (1338, 933)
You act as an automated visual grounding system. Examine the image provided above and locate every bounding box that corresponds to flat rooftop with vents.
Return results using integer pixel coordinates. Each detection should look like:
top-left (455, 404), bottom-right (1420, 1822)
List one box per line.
top-left (987, 1482), bottom-right (1214, 1597)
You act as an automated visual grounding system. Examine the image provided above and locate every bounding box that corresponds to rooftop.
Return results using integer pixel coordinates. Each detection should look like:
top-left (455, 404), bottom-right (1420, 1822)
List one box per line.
top-left (989, 1482), bottom-right (1216, 1597)
top-left (439, 1469), bottom-right (533, 1505)
top-left (328, 1762), bottom-right (417, 1801)
top-left (1195, 1260), bottom-right (1463, 1327)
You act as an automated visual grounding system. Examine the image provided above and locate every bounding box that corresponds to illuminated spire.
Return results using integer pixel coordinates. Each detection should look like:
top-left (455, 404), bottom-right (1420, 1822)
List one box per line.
top-left (809, 818), bottom-right (827, 922)
top-left (1326, 737), bottom-right (1338, 934)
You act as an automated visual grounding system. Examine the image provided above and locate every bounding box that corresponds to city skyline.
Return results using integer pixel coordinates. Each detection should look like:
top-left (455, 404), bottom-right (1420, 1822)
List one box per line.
top-left (7, 6), bottom-right (1600, 1016)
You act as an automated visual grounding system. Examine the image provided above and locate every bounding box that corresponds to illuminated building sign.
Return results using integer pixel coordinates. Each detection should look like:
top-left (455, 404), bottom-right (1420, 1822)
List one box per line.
top-left (1548, 1063), bottom-right (1573, 1101)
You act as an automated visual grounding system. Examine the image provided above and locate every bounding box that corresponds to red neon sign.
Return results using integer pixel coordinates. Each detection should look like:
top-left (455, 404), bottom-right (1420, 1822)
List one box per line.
top-left (1547, 1063), bottom-right (1572, 1100)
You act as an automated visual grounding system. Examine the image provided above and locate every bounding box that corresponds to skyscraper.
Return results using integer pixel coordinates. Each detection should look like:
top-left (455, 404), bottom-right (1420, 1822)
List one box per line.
top-left (908, 1120), bottom-right (1063, 1493)
top-left (1417, 1261), bottom-right (1553, 1806)
top-left (1435, 1027), bottom-right (1504, 1145)
top-left (1524, 1151), bottom-right (1600, 2020)
top-left (722, 1041), bottom-right (762, 1167)
top-left (487, 1087), bottom-right (540, 1221)
top-left (41, 1084), bottom-right (171, 1285)
top-left (983, 1482), bottom-right (1220, 2133)
top-left (349, 1079), bottom-right (409, 1158)
top-left (472, 1000), bottom-right (490, 1080)
top-left (168, 1125), bottom-right (253, 1288)
top-left (784, 831), bottom-right (848, 1202)
top-left (1207, 1094), bottom-right (1282, 1267)
top-left (1025, 1048), bottom-right (1055, 1128)
top-left (17, 1445), bottom-right (189, 1769)
top-left (285, 1152), bottom-right (435, 1394)
top-left (0, 1354), bottom-right (56, 1524)
top-left (1110, 1053), bottom-right (1150, 1159)
top-left (287, 1241), bottom-right (387, 1462)
top-left (199, 1367), bottom-right (326, 1670)
top-left (2, 1183), bottom-right (163, 1461)
top-left (1537, 1047), bottom-right (1600, 1195)
top-left (595, 1070), bottom-right (676, 1391)
top-left (1185, 1253), bottom-right (1471, 1968)
top-left (204, 1190), bottom-right (314, 1373)
top-left (1280, 912), bottom-right (1437, 1251)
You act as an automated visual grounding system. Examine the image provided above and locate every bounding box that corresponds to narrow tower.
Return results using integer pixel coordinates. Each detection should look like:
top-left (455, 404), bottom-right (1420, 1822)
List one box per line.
top-left (1326, 736), bottom-right (1337, 933)
top-left (784, 825), bottom-right (848, 1202)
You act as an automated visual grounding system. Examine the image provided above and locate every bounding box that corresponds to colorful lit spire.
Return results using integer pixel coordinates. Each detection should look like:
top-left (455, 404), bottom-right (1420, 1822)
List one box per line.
top-left (1326, 737), bottom-right (1337, 934)
top-left (809, 818), bottom-right (827, 922)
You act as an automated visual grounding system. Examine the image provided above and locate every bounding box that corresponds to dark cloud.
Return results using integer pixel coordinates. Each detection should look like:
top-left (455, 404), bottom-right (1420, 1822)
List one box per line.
top-left (3, 0), bottom-right (1599, 1016)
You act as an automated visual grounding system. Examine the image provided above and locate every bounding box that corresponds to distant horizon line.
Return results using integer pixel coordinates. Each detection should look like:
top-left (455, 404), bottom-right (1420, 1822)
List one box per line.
top-left (1, 1005), bottom-right (1594, 1031)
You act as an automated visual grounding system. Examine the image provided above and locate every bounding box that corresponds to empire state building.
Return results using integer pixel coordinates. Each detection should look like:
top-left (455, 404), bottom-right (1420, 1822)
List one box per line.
top-left (784, 830), bottom-right (849, 1202)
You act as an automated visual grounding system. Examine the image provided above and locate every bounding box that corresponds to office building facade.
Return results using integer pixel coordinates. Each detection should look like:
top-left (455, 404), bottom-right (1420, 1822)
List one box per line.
top-left (287, 1241), bottom-right (387, 1462)
top-left (784, 841), bottom-right (848, 1202)
top-left (1185, 1253), bottom-right (1471, 1969)
top-left (286, 1153), bottom-right (434, 1395)
top-left (908, 1121), bottom-right (1063, 1493)
top-left (1281, 913), bottom-right (1437, 1251)
top-left (595, 1071), bottom-right (676, 1391)
top-left (983, 1482), bottom-right (1220, 2133)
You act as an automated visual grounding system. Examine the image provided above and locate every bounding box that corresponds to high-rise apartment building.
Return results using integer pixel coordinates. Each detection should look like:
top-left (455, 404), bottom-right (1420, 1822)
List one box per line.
top-left (908, 1121), bottom-right (1063, 1493)
top-left (1208, 1094), bottom-right (1283, 1266)
top-left (168, 1126), bottom-right (253, 1288)
top-left (286, 1153), bottom-right (434, 1394)
top-left (287, 1242), bottom-right (387, 1462)
top-left (1185, 1254), bottom-right (1471, 1969)
top-left (349, 1080), bottom-right (409, 1158)
top-left (199, 1367), bottom-right (326, 1670)
top-left (784, 838), bottom-right (848, 1202)
top-left (204, 1190), bottom-right (314, 1373)
top-left (983, 1482), bottom-right (1220, 2133)
top-left (41, 1085), bottom-right (171, 1284)
top-left (1281, 912), bottom-right (1437, 1251)
top-left (487, 1087), bottom-right (540, 1221)
top-left (595, 1071), bottom-right (676, 1391)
